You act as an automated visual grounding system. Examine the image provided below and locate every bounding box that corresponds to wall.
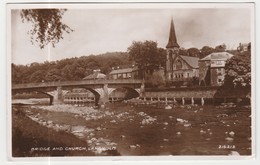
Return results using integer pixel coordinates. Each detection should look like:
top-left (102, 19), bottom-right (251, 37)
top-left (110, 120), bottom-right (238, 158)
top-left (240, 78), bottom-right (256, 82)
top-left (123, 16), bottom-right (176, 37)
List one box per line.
top-left (145, 87), bottom-right (218, 99)
top-left (144, 86), bottom-right (250, 100)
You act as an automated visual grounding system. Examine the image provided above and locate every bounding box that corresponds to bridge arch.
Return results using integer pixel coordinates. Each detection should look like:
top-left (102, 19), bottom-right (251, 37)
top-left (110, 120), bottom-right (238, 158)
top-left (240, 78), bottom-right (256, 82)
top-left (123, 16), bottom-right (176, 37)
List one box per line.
top-left (108, 86), bottom-right (140, 100)
top-left (61, 87), bottom-right (101, 106)
top-left (81, 87), bottom-right (101, 106)
top-left (12, 90), bottom-right (54, 105)
top-left (37, 91), bottom-right (54, 105)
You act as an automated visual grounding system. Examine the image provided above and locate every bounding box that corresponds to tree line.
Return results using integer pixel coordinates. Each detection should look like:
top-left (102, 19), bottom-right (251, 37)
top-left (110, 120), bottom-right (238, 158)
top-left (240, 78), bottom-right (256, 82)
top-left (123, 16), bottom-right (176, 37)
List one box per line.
top-left (12, 52), bottom-right (131, 84)
top-left (12, 40), bottom-right (251, 90)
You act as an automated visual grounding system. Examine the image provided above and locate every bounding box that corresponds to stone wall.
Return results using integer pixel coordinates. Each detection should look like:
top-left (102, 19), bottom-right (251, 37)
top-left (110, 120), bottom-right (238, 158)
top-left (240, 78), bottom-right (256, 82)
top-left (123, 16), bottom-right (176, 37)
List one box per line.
top-left (144, 87), bottom-right (218, 99)
top-left (144, 86), bottom-right (250, 99)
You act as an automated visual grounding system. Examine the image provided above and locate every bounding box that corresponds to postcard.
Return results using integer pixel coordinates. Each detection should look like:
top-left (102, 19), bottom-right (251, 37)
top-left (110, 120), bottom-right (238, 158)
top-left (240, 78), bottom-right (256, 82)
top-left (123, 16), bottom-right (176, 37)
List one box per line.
top-left (6, 2), bottom-right (255, 161)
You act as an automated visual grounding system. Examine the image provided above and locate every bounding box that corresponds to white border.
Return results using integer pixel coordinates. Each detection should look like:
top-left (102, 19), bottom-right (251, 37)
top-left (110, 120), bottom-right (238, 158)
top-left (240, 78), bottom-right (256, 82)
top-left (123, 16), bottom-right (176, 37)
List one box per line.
top-left (1, 0), bottom-right (258, 165)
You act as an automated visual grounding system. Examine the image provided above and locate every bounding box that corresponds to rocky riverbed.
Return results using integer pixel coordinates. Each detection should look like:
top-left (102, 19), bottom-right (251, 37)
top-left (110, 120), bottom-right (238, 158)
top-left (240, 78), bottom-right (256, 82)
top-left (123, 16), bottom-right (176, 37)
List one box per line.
top-left (18, 102), bottom-right (251, 156)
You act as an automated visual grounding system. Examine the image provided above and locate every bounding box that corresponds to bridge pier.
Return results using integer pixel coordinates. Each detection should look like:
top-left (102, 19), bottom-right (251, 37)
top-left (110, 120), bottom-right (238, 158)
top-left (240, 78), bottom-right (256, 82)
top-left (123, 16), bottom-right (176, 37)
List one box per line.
top-left (52, 86), bottom-right (64, 105)
top-left (99, 83), bottom-right (109, 105)
top-left (140, 80), bottom-right (145, 98)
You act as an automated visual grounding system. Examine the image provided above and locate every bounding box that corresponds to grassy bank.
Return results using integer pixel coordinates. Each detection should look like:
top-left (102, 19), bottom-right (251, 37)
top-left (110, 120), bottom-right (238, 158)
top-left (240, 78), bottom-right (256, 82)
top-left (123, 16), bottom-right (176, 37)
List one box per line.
top-left (12, 106), bottom-right (120, 157)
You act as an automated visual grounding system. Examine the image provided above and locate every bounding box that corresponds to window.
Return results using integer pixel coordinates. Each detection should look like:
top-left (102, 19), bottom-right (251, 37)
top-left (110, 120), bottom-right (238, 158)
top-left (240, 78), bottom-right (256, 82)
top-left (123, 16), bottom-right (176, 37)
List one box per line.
top-left (176, 60), bottom-right (182, 70)
top-left (169, 50), bottom-right (173, 59)
top-left (216, 61), bottom-right (223, 65)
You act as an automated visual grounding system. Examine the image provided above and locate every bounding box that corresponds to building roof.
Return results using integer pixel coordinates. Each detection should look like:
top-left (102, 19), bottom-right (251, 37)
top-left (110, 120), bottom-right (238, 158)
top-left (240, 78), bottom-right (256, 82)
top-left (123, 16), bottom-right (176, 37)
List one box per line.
top-left (166, 18), bottom-right (180, 48)
top-left (200, 52), bottom-right (234, 61)
top-left (83, 72), bottom-right (106, 80)
top-left (179, 55), bottom-right (199, 68)
top-left (109, 68), bottom-right (134, 75)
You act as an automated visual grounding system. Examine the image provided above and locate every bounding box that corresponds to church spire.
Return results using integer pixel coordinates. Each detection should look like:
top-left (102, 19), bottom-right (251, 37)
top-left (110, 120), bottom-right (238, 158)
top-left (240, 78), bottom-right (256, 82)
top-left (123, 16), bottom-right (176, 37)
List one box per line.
top-left (166, 17), bottom-right (179, 48)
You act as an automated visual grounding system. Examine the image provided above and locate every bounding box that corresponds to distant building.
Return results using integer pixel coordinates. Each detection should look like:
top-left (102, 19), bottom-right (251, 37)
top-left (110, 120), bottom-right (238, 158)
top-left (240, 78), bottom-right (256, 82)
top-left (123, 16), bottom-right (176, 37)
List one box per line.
top-left (83, 69), bottom-right (106, 80)
top-left (199, 52), bottom-right (233, 86)
top-left (108, 67), bottom-right (139, 80)
top-left (237, 42), bottom-right (250, 52)
top-left (64, 88), bottom-right (95, 105)
top-left (165, 18), bottom-right (199, 85)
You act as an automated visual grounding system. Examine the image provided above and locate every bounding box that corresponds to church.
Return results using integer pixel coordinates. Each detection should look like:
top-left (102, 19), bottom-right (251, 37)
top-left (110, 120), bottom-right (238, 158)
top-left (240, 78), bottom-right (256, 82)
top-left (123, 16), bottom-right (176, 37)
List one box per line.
top-left (165, 18), bottom-right (199, 85)
top-left (165, 18), bottom-right (234, 87)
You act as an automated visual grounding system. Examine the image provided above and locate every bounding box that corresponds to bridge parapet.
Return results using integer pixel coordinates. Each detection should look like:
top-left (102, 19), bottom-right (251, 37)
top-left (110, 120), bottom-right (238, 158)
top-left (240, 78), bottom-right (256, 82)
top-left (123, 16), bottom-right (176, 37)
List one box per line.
top-left (12, 79), bottom-right (143, 90)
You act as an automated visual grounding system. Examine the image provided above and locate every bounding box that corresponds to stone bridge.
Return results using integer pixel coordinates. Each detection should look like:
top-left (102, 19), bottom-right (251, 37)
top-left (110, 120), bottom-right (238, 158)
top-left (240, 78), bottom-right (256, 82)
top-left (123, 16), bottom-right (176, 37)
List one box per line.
top-left (12, 79), bottom-right (145, 106)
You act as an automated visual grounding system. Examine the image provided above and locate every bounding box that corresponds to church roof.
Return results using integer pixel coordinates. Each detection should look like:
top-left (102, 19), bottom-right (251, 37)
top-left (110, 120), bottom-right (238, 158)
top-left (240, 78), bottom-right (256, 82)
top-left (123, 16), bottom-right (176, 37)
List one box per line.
top-left (179, 55), bottom-right (199, 68)
top-left (200, 52), bottom-right (234, 61)
top-left (166, 18), bottom-right (180, 48)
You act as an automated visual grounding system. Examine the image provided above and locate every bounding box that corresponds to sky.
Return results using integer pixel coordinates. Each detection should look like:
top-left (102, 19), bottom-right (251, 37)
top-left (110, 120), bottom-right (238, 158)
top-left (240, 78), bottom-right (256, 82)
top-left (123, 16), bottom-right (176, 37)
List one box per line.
top-left (11, 4), bottom-right (253, 65)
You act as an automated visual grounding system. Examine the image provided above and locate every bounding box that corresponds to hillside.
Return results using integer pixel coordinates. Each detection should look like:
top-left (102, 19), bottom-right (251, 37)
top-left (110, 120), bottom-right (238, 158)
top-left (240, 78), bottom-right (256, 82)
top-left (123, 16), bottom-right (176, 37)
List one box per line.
top-left (12, 52), bottom-right (132, 84)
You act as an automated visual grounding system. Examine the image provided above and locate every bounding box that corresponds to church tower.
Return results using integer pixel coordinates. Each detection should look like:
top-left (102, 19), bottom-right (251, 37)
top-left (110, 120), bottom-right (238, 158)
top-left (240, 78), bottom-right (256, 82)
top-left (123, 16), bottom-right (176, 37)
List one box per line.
top-left (166, 18), bottom-right (180, 81)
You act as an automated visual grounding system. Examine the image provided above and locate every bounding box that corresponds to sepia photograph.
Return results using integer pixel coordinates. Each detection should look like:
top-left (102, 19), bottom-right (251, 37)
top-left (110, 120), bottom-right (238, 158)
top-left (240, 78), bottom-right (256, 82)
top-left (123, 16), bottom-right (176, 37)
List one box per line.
top-left (7, 2), bottom-right (254, 159)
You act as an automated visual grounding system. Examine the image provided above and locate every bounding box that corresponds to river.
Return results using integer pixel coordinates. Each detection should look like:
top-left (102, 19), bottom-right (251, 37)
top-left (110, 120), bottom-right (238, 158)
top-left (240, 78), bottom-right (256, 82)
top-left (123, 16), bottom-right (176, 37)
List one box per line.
top-left (12, 99), bottom-right (252, 156)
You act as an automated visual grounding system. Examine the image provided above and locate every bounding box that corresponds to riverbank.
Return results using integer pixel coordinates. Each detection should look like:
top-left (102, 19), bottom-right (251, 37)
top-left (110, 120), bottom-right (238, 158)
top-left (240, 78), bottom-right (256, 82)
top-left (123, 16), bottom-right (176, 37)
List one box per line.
top-left (12, 105), bottom-right (120, 157)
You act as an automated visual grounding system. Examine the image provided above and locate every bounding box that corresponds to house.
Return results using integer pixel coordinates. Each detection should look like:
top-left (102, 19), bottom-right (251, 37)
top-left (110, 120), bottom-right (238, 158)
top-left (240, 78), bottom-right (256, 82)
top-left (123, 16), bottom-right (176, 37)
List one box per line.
top-left (237, 42), bottom-right (250, 52)
top-left (108, 67), bottom-right (139, 80)
top-left (64, 88), bottom-right (95, 105)
top-left (83, 69), bottom-right (106, 80)
top-left (165, 18), bottom-right (199, 85)
top-left (199, 52), bottom-right (233, 86)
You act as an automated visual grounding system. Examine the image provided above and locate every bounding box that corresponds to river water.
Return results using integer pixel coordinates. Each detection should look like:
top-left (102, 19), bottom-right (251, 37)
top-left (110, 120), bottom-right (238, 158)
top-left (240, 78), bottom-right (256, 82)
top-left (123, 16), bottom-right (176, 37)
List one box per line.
top-left (12, 99), bottom-right (252, 156)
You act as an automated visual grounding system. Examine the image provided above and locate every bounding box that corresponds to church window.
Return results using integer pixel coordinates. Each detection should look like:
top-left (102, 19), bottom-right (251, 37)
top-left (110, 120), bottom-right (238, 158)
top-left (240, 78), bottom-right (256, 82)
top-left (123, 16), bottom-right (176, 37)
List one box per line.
top-left (169, 50), bottom-right (173, 59)
top-left (176, 60), bottom-right (182, 70)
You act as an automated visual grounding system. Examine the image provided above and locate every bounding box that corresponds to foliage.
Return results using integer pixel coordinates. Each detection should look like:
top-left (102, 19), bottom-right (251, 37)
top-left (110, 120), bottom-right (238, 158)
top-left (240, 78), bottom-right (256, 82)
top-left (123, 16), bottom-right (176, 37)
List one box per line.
top-left (214, 44), bottom-right (226, 52)
top-left (145, 71), bottom-right (165, 88)
top-left (12, 52), bottom-right (131, 84)
top-left (127, 40), bottom-right (166, 78)
top-left (179, 47), bottom-right (188, 56)
top-left (200, 46), bottom-right (214, 59)
top-left (187, 76), bottom-right (200, 87)
top-left (20, 9), bottom-right (73, 49)
top-left (187, 47), bottom-right (200, 57)
top-left (224, 51), bottom-right (251, 88)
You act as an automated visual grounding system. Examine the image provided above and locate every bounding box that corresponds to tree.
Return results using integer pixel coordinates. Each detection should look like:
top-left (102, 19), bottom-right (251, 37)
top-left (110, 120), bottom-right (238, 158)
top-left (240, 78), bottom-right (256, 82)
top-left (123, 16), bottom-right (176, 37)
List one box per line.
top-left (179, 47), bottom-right (188, 56)
top-left (224, 51), bottom-right (251, 88)
top-left (214, 44), bottom-right (226, 52)
top-left (145, 71), bottom-right (165, 88)
top-left (200, 46), bottom-right (214, 59)
top-left (44, 68), bottom-right (62, 82)
top-left (157, 48), bottom-right (167, 69)
top-left (30, 70), bottom-right (46, 83)
top-left (127, 40), bottom-right (165, 79)
top-left (187, 47), bottom-right (200, 57)
top-left (187, 76), bottom-right (200, 87)
top-left (20, 9), bottom-right (73, 49)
